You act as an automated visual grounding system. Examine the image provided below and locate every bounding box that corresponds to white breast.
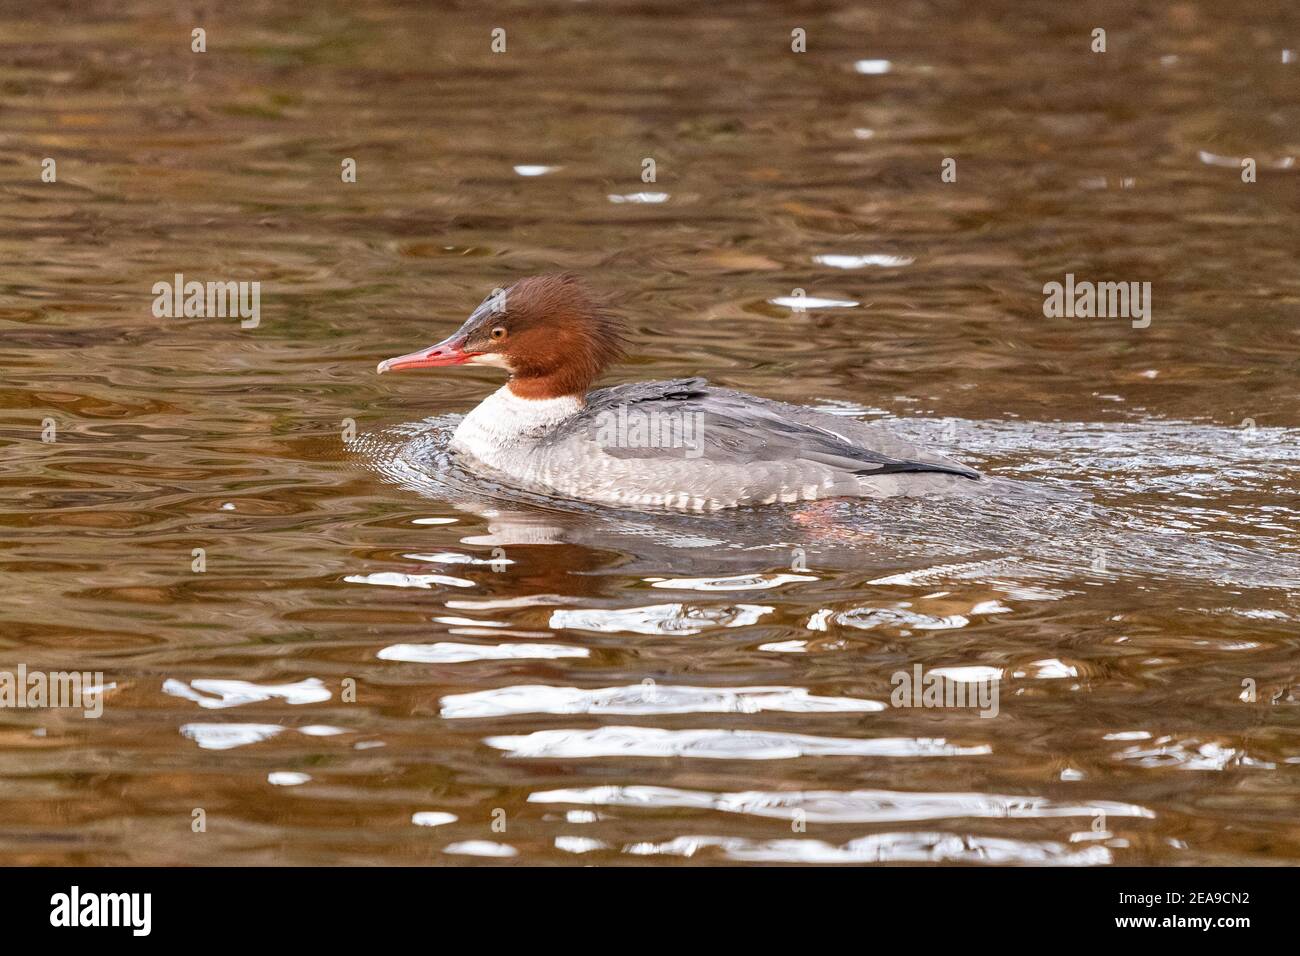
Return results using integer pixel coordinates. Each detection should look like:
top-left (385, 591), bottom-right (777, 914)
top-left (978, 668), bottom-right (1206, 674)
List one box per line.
top-left (450, 385), bottom-right (583, 471)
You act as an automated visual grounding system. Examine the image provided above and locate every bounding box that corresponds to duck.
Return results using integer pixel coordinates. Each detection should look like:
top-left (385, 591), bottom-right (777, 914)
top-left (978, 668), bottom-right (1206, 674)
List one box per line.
top-left (377, 274), bottom-right (980, 511)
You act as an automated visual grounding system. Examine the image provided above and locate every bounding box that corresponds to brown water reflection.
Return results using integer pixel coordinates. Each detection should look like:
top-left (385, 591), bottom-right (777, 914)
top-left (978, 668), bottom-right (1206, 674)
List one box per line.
top-left (0, 1), bottom-right (1298, 865)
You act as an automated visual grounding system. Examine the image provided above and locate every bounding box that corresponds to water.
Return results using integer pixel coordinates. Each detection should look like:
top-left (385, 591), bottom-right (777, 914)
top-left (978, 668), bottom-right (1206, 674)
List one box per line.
top-left (1, 0), bottom-right (1297, 865)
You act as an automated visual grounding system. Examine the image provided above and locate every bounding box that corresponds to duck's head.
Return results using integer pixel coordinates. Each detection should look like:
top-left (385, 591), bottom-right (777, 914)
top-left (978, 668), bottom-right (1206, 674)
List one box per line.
top-left (377, 273), bottom-right (625, 399)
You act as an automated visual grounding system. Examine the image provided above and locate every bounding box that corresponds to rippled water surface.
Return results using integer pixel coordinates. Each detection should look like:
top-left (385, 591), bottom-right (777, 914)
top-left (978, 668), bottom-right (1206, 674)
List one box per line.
top-left (2, 1), bottom-right (1298, 865)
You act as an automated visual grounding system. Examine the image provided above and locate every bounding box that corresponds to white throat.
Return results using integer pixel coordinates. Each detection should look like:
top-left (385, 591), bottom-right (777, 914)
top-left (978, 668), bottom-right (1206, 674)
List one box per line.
top-left (451, 384), bottom-right (584, 466)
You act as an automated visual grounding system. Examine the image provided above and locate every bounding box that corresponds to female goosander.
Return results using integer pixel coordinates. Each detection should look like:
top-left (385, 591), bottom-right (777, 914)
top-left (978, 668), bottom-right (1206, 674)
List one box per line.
top-left (377, 274), bottom-right (980, 511)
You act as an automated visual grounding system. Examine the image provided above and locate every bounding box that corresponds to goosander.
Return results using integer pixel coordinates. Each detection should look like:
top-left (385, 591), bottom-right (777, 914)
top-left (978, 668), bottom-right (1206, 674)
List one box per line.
top-left (377, 274), bottom-right (980, 511)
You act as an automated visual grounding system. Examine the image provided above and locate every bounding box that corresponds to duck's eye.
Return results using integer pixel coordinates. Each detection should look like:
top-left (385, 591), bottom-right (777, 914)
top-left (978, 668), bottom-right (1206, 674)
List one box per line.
top-left (490, 326), bottom-right (507, 341)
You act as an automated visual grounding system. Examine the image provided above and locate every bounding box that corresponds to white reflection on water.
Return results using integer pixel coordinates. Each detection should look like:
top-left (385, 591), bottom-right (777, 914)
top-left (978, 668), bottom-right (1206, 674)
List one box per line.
top-left (1012, 659), bottom-right (1079, 679)
top-left (378, 642), bottom-right (588, 663)
top-left (835, 606), bottom-right (970, 630)
top-left (607, 192), bottom-right (669, 203)
top-left (853, 59), bottom-right (892, 74)
top-left (1197, 149), bottom-right (1295, 169)
top-left (487, 727), bottom-right (988, 759)
top-left (813, 254), bottom-right (915, 269)
top-left (163, 677), bottom-right (330, 709)
top-left (530, 785), bottom-right (1155, 823)
top-left (343, 571), bottom-right (475, 589)
top-left (448, 595), bottom-right (584, 611)
top-left (549, 602), bottom-right (772, 635)
top-left (412, 812), bottom-right (457, 828)
top-left (443, 841), bottom-right (518, 857)
top-left (404, 551), bottom-right (512, 565)
top-left (180, 723), bottom-right (284, 751)
top-left (441, 684), bottom-right (885, 718)
top-left (180, 724), bottom-right (349, 750)
top-left (768, 295), bottom-right (859, 310)
top-left (645, 572), bottom-right (817, 591)
top-left (929, 666), bottom-right (1003, 682)
top-left (620, 832), bottom-right (1110, 865)
top-left (1113, 739), bottom-right (1276, 771)
top-left (555, 836), bottom-right (608, 854)
top-left (759, 639), bottom-right (809, 653)
top-left (268, 772), bottom-right (310, 787)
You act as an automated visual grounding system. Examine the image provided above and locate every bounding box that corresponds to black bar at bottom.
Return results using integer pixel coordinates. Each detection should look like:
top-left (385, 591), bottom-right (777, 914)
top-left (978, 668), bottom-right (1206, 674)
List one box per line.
top-left (0, 865), bottom-right (1278, 941)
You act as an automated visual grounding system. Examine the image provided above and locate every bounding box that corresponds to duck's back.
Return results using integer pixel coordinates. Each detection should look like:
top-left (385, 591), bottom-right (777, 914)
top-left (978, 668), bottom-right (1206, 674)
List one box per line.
top-left (453, 378), bottom-right (980, 511)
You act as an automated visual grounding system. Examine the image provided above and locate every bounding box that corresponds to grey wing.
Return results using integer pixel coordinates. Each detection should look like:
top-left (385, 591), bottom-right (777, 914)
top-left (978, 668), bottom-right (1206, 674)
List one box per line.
top-left (582, 381), bottom-right (979, 479)
top-left (588, 378), bottom-right (710, 407)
